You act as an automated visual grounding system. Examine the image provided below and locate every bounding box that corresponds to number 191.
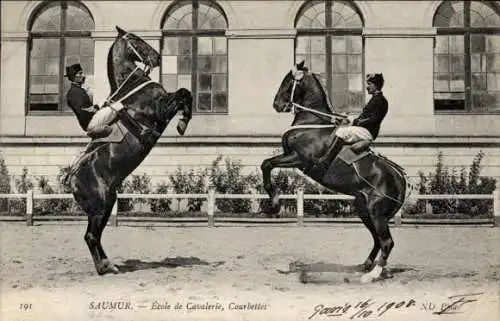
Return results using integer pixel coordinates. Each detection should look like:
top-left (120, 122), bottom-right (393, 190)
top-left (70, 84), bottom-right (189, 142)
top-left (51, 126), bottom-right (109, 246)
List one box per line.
top-left (19, 303), bottom-right (32, 311)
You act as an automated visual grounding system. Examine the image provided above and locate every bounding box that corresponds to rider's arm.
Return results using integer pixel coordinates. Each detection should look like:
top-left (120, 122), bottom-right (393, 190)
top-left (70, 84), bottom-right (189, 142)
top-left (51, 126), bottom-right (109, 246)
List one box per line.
top-left (352, 97), bottom-right (388, 128)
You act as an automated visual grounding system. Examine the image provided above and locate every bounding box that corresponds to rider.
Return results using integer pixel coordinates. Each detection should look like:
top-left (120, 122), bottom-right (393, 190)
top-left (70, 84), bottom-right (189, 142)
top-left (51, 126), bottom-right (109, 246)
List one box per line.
top-left (65, 63), bottom-right (125, 137)
top-left (318, 73), bottom-right (388, 171)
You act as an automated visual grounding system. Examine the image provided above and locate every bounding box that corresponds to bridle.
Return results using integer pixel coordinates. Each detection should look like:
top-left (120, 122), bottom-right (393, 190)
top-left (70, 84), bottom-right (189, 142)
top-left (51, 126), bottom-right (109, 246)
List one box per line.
top-left (106, 33), bottom-right (155, 104)
top-left (288, 71), bottom-right (348, 123)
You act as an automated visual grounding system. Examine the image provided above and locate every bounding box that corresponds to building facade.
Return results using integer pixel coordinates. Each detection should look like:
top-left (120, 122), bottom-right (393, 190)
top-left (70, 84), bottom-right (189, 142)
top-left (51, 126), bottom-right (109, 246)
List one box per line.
top-left (1, 0), bottom-right (499, 186)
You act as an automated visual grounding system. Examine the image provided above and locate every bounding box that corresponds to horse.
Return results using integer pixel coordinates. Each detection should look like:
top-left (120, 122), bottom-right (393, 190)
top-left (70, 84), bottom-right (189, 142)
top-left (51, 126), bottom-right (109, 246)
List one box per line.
top-left (261, 61), bottom-right (408, 282)
top-left (67, 26), bottom-right (193, 275)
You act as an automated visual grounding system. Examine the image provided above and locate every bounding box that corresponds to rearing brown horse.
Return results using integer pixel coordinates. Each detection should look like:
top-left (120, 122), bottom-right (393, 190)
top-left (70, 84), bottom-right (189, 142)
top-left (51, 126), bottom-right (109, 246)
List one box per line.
top-left (261, 61), bottom-right (408, 282)
top-left (68, 26), bottom-right (193, 275)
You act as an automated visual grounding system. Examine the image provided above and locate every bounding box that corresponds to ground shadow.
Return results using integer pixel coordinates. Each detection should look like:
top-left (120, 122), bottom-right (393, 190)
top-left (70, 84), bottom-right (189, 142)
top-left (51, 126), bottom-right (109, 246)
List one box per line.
top-left (117, 256), bottom-right (225, 273)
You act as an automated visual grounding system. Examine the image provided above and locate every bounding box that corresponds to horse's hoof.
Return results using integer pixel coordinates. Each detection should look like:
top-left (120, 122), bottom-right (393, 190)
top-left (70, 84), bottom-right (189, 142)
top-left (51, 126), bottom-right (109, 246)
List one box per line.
top-left (360, 265), bottom-right (383, 284)
top-left (355, 260), bottom-right (374, 274)
top-left (97, 259), bottom-right (120, 275)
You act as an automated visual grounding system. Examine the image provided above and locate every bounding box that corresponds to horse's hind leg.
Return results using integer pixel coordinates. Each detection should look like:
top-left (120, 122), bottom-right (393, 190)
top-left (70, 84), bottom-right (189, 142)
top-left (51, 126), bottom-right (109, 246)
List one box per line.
top-left (360, 200), bottom-right (396, 283)
top-left (354, 194), bottom-right (380, 273)
top-left (95, 190), bottom-right (119, 274)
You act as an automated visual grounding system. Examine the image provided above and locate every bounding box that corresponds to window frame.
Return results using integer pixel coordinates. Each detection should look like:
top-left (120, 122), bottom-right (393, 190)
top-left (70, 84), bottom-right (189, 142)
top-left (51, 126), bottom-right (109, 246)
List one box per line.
top-left (160, 0), bottom-right (229, 115)
top-left (294, 0), bottom-right (365, 113)
top-left (433, 0), bottom-right (500, 114)
top-left (26, 1), bottom-right (94, 116)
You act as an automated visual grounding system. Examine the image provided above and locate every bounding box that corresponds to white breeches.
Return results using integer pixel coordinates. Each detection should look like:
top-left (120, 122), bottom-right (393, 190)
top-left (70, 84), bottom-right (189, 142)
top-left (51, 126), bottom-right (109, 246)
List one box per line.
top-left (86, 102), bottom-right (124, 131)
top-left (335, 126), bottom-right (373, 143)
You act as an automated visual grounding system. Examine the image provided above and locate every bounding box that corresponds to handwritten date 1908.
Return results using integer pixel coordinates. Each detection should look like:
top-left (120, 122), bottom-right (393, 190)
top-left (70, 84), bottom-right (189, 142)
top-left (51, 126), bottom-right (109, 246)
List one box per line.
top-left (308, 299), bottom-right (416, 319)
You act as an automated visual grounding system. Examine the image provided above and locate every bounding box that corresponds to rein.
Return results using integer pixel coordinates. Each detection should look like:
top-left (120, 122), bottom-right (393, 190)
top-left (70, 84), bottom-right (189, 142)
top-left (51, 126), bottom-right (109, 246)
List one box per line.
top-left (106, 33), bottom-right (153, 105)
top-left (289, 79), bottom-right (347, 123)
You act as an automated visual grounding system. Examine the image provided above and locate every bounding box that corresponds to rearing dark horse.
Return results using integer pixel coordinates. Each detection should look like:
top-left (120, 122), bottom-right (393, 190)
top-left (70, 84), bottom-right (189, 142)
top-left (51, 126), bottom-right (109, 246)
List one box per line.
top-left (68, 26), bottom-right (193, 275)
top-left (261, 61), bottom-right (408, 282)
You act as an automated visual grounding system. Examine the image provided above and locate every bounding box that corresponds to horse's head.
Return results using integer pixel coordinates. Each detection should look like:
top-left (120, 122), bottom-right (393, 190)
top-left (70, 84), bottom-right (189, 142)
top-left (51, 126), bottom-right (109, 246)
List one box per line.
top-left (114, 26), bottom-right (160, 72)
top-left (273, 60), bottom-right (311, 113)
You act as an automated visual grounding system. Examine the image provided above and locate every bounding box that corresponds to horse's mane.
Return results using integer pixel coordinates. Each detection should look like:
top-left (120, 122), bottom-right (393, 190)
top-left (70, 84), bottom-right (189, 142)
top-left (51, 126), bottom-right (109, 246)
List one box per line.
top-left (107, 40), bottom-right (118, 92)
top-left (309, 73), bottom-right (335, 113)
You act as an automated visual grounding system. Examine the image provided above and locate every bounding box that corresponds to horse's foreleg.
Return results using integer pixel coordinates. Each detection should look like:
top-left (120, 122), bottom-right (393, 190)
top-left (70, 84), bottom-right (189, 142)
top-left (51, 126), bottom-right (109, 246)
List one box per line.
top-left (260, 152), bottom-right (302, 215)
top-left (84, 213), bottom-right (105, 274)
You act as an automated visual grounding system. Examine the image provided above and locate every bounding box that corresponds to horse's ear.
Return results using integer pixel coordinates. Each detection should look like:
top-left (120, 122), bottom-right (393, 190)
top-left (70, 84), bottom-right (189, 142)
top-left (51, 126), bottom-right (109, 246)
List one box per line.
top-left (116, 26), bottom-right (126, 36)
top-left (297, 60), bottom-right (305, 69)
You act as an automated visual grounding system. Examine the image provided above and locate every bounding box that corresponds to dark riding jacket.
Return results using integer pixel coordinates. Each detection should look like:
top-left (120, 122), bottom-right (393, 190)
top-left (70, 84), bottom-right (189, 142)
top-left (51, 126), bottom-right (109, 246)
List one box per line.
top-left (66, 83), bottom-right (97, 131)
top-left (352, 92), bottom-right (388, 140)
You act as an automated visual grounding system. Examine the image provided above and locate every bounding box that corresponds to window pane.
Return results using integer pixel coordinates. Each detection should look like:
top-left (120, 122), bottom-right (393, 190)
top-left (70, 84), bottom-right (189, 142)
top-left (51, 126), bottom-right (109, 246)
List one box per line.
top-left (471, 35), bottom-right (486, 53)
top-left (197, 2), bottom-right (227, 29)
top-left (434, 55), bottom-right (449, 73)
top-left (487, 73), bottom-right (500, 91)
top-left (65, 3), bottom-right (94, 31)
top-left (310, 55), bottom-right (326, 73)
top-left (213, 74), bottom-right (227, 91)
top-left (347, 36), bottom-right (362, 54)
top-left (45, 58), bottom-right (59, 76)
top-left (434, 77), bottom-right (449, 91)
top-left (163, 2), bottom-right (193, 30)
top-left (198, 74), bottom-right (212, 91)
top-left (162, 56), bottom-right (177, 74)
top-left (332, 37), bottom-right (347, 53)
top-left (179, 37), bottom-right (192, 55)
top-left (310, 37), bottom-right (326, 54)
top-left (30, 58), bottom-right (46, 75)
top-left (214, 38), bottom-right (227, 54)
top-left (471, 54), bottom-right (486, 72)
top-left (433, 1), bottom-right (464, 27)
top-left (178, 55), bottom-right (191, 73)
top-left (163, 38), bottom-right (178, 55)
top-left (487, 54), bottom-right (500, 72)
top-left (197, 93), bottom-right (212, 111)
top-left (80, 39), bottom-right (94, 57)
top-left (486, 35), bottom-right (500, 53)
top-left (472, 92), bottom-right (500, 111)
top-left (178, 74), bottom-right (192, 90)
top-left (450, 74), bottom-right (464, 91)
top-left (472, 73), bottom-right (487, 90)
top-left (214, 93), bottom-right (228, 112)
top-left (31, 2), bottom-right (61, 31)
top-left (296, 1), bottom-right (325, 28)
top-left (449, 36), bottom-right (464, 53)
top-left (348, 74), bottom-right (362, 91)
top-left (332, 74), bottom-right (348, 92)
top-left (332, 55), bottom-right (347, 73)
top-left (32, 39), bottom-right (60, 58)
top-left (197, 56), bottom-right (212, 72)
top-left (198, 37), bottom-right (212, 54)
top-left (79, 56), bottom-right (93, 74)
top-left (213, 56), bottom-right (227, 73)
top-left (296, 37), bottom-right (309, 54)
top-left (435, 36), bottom-right (449, 53)
top-left (470, 1), bottom-right (500, 27)
top-left (450, 55), bottom-right (464, 73)
top-left (162, 74), bottom-right (178, 92)
top-left (347, 55), bottom-right (362, 73)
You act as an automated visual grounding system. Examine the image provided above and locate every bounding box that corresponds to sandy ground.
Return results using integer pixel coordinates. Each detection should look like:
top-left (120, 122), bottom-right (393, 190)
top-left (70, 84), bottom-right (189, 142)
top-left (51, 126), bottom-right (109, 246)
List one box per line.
top-left (0, 222), bottom-right (498, 321)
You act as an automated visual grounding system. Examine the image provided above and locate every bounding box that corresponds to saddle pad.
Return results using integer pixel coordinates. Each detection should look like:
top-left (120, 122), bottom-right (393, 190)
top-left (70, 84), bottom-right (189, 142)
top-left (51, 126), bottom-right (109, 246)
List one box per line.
top-left (92, 122), bottom-right (126, 144)
top-left (337, 146), bottom-right (371, 165)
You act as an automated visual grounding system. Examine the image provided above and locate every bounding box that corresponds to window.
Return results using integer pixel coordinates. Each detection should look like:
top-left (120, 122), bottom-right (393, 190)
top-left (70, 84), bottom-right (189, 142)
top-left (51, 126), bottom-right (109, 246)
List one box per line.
top-left (295, 0), bottom-right (364, 113)
top-left (433, 1), bottom-right (500, 113)
top-left (27, 1), bottom-right (95, 114)
top-left (161, 0), bottom-right (228, 114)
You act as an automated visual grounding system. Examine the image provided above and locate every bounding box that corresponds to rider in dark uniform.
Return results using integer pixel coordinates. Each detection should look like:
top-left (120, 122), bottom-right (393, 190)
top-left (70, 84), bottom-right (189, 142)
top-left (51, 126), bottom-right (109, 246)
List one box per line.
top-left (318, 73), bottom-right (388, 171)
top-left (65, 63), bottom-right (113, 136)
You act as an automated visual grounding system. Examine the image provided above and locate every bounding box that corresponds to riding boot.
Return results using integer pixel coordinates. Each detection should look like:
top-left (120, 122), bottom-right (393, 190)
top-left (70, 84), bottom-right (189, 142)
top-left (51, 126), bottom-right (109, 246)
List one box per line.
top-left (318, 137), bottom-right (346, 171)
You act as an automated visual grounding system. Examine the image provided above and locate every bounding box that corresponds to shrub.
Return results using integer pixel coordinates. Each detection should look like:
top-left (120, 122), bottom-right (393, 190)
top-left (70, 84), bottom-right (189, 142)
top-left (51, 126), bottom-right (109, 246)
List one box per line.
top-left (34, 176), bottom-right (72, 214)
top-left (405, 151), bottom-right (496, 216)
top-left (209, 155), bottom-right (259, 213)
top-left (149, 181), bottom-right (172, 213)
top-left (169, 167), bottom-right (208, 211)
top-left (117, 174), bottom-right (151, 212)
top-left (0, 154), bottom-right (11, 212)
top-left (10, 167), bottom-right (34, 214)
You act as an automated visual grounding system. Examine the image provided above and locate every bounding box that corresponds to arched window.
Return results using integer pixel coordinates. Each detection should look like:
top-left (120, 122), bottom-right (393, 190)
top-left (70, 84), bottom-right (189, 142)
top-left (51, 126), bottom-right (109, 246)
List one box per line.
top-left (161, 0), bottom-right (228, 114)
top-left (28, 1), bottom-right (95, 113)
top-left (295, 0), bottom-right (364, 113)
top-left (433, 1), bottom-right (500, 113)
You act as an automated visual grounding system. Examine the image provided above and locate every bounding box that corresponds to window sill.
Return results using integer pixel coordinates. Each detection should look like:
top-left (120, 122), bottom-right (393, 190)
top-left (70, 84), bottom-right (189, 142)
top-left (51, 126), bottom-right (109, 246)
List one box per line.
top-left (434, 111), bottom-right (500, 115)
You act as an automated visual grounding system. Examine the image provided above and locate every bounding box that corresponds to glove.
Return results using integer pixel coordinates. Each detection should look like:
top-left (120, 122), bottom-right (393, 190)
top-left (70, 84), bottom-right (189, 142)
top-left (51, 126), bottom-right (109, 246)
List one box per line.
top-left (109, 101), bottom-right (125, 112)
